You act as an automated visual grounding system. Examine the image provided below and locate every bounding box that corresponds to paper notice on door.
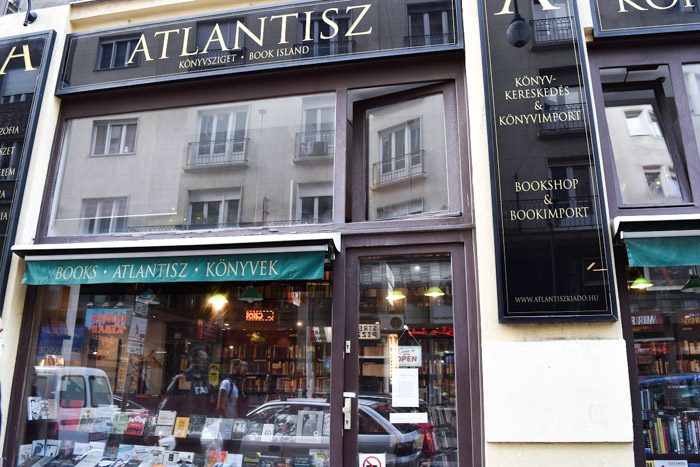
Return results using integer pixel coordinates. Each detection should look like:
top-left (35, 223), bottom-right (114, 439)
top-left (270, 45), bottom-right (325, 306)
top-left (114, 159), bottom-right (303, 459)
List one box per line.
top-left (392, 368), bottom-right (419, 407)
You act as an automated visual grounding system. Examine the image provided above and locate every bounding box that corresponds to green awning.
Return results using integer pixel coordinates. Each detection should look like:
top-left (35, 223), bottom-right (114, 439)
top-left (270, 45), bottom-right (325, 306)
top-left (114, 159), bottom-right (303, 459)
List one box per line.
top-left (23, 251), bottom-right (326, 285)
top-left (626, 237), bottom-right (700, 267)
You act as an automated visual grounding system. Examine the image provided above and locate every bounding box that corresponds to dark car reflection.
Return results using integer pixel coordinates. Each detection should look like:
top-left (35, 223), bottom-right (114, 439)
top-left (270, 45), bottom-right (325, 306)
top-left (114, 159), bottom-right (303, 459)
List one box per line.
top-left (241, 398), bottom-right (437, 467)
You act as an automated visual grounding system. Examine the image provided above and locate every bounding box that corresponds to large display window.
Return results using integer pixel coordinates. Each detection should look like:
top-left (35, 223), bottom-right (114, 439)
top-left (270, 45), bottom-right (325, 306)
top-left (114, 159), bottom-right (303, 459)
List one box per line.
top-left (17, 276), bottom-right (334, 466)
top-left (626, 264), bottom-right (700, 465)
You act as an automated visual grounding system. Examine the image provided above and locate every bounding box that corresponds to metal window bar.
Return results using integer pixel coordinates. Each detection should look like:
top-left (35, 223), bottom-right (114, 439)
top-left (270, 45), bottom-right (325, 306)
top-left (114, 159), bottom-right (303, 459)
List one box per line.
top-left (530, 17), bottom-right (574, 45)
top-left (404, 33), bottom-right (454, 47)
top-left (295, 130), bottom-right (335, 157)
top-left (539, 103), bottom-right (586, 135)
top-left (373, 150), bottom-right (425, 186)
top-left (187, 138), bottom-right (248, 166)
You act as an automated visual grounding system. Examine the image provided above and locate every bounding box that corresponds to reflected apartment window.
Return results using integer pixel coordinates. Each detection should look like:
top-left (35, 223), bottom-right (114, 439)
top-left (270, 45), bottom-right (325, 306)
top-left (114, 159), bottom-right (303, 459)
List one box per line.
top-left (376, 198), bottom-right (424, 220)
top-left (682, 64), bottom-right (700, 157)
top-left (191, 107), bottom-right (248, 166)
top-left (92, 120), bottom-right (137, 156)
top-left (96, 38), bottom-right (140, 70)
top-left (407, 2), bottom-right (454, 46)
top-left (379, 119), bottom-right (422, 184)
top-left (300, 15), bottom-right (353, 56)
top-left (602, 64), bottom-right (688, 205)
top-left (297, 183), bottom-right (332, 224)
top-left (188, 189), bottom-right (241, 228)
top-left (297, 101), bottom-right (335, 157)
top-left (81, 198), bottom-right (127, 234)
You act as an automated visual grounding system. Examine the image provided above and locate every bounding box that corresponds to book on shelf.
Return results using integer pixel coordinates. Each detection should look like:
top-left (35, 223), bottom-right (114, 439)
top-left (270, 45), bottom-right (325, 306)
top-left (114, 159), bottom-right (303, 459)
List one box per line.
top-left (201, 417), bottom-right (221, 440)
top-left (187, 415), bottom-right (206, 438)
top-left (218, 418), bottom-right (234, 440)
top-left (156, 410), bottom-right (177, 426)
top-left (206, 449), bottom-right (227, 467)
top-left (112, 412), bottom-right (130, 434)
top-left (274, 413), bottom-right (298, 438)
top-left (77, 408), bottom-right (96, 432)
top-left (173, 417), bottom-right (190, 438)
top-left (231, 418), bottom-right (249, 439)
top-left (298, 410), bottom-right (323, 437)
top-left (124, 411), bottom-right (149, 436)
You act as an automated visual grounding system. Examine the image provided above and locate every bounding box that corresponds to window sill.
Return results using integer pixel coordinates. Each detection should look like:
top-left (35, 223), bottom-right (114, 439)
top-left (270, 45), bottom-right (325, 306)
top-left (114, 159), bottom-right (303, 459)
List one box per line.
top-left (89, 152), bottom-right (136, 157)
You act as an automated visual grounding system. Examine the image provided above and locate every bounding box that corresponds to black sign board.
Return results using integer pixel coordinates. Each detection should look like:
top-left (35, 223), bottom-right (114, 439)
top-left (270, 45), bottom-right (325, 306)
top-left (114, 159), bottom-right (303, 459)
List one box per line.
top-left (0, 31), bottom-right (54, 313)
top-left (57, 0), bottom-right (462, 95)
top-left (480, 0), bottom-right (615, 322)
top-left (591, 0), bottom-right (700, 36)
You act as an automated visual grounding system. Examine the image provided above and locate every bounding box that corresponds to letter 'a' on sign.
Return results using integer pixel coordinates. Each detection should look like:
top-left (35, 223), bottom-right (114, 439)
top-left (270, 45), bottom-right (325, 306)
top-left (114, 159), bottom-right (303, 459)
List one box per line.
top-left (479, 0), bottom-right (615, 322)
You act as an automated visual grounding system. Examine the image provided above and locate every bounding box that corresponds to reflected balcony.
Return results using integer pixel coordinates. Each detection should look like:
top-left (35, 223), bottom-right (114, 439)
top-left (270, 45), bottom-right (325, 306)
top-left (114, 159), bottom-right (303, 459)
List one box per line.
top-left (539, 103), bottom-right (586, 137)
top-left (530, 17), bottom-right (574, 46)
top-left (372, 150), bottom-right (426, 188)
top-left (186, 138), bottom-right (248, 169)
top-left (294, 130), bottom-right (335, 161)
top-left (296, 40), bottom-right (356, 58)
top-left (404, 33), bottom-right (454, 47)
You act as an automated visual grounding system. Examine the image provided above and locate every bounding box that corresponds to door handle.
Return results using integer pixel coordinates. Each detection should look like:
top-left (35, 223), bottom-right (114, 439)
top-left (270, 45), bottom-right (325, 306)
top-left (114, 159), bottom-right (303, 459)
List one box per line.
top-left (343, 392), bottom-right (356, 430)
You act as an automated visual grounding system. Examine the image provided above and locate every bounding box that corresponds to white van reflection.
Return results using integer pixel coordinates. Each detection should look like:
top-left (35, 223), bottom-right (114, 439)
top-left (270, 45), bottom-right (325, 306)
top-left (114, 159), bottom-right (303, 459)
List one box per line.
top-left (31, 366), bottom-right (114, 440)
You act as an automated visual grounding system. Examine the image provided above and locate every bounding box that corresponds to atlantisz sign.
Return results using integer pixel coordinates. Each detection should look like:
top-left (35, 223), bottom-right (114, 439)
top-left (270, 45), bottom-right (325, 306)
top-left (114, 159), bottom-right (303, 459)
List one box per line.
top-left (0, 32), bottom-right (54, 311)
top-left (57, 0), bottom-right (460, 94)
top-left (480, 0), bottom-right (614, 321)
top-left (592, 0), bottom-right (700, 36)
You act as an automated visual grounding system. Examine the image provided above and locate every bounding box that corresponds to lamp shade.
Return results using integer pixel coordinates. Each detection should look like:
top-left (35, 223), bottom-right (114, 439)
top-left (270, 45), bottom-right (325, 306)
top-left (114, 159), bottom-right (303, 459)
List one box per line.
top-left (424, 286), bottom-right (445, 298)
top-left (682, 275), bottom-right (700, 293)
top-left (239, 285), bottom-right (263, 303)
top-left (630, 277), bottom-right (653, 290)
top-left (385, 289), bottom-right (406, 301)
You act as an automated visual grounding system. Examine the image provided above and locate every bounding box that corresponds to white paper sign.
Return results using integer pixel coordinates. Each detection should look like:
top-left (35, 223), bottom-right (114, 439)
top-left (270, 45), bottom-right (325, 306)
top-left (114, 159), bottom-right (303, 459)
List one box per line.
top-left (359, 453), bottom-right (386, 467)
top-left (392, 368), bottom-right (419, 407)
top-left (397, 346), bottom-right (422, 367)
top-left (389, 412), bottom-right (428, 424)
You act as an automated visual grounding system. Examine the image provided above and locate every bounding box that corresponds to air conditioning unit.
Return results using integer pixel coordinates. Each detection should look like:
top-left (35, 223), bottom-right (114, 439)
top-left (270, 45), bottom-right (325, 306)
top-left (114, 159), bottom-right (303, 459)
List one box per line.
top-left (379, 313), bottom-right (404, 331)
top-left (309, 141), bottom-right (328, 156)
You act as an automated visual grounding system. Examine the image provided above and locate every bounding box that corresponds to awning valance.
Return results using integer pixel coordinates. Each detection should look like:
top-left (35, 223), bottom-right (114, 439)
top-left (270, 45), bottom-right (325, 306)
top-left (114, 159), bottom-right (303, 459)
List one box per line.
top-left (14, 233), bottom-right (339, 285)
top-left (626, 237), bottom-right (700, 267)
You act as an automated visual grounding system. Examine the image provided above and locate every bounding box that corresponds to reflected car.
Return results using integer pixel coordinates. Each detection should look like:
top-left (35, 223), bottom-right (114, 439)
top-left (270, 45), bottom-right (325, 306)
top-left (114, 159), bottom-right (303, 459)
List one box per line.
top-left (241, 398), bottom-right (429, 467)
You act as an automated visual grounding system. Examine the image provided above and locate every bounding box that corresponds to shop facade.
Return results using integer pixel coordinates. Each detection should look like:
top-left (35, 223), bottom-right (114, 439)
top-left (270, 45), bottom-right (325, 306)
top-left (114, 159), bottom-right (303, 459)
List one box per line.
top-left (0, 0), bottom-right (661, 466)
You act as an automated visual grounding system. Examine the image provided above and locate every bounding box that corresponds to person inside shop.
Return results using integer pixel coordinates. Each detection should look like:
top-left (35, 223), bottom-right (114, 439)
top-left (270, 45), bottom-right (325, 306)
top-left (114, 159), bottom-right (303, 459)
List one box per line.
top-left (217, 359), bottom-right (247, 418)
top-left (160, 346), bottom-right (216, 416)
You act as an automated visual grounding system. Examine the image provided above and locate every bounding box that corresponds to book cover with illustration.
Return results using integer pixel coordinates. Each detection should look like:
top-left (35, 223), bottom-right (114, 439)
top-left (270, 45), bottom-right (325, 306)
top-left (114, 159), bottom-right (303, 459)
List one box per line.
top-left (201, 417), bottom-right (221, 440)
top-left (173, 417), bottom-right (190, 437)
top-left (77, 408), bottom-right (96, 432)
top-left (187, 414), bottom-right (207, 438)
top-left (206, 449), bottom-right (227, 467)
top-left (112, 412), bottom-right (130, 434)
top-left (218, 418), bottom-right (234, 440)
top-left (124, 411), bottom-right (149, 436)
top-left (274, 413), bottom-right (298, 438)
top-left (298, 410), bottom-right (323, 437)
top-left (231, 419), bottom-right (248, 439)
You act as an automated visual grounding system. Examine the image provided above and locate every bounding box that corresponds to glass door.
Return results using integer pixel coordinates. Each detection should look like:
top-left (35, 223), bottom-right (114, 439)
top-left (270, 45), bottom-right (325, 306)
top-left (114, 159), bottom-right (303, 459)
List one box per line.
top-left (344, 249), bottom-right (460, 467)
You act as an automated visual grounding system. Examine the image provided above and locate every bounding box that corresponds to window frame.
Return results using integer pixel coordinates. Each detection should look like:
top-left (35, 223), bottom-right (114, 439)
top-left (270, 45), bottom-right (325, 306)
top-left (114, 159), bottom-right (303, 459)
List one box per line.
top-left (95, 37), bottom-right (141, 71)
top-left (80, 197), bottom-right (128, 235)
top-left (91, 119), bottom-right (138, 156)
top-left (589, 44), bottom-right (700, 217)
top-left (38, 55), bottom-right (468, 243)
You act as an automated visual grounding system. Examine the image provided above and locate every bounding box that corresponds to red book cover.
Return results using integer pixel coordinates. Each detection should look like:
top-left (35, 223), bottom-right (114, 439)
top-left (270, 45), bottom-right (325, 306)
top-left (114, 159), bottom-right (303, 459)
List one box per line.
top-left (207, 449), bottom-right (227, 467)
top-left (124, 411), bottom-right (149, 436)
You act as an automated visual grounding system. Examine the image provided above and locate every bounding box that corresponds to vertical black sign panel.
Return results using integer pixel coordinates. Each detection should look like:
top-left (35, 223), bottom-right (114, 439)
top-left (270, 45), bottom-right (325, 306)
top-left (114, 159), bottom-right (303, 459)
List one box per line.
top-left (480, 0), bottom-right (614, 321)
top-left (591, 0), bottom-right (700, 36)
top-left (0, 32), bottom-right (54, 313)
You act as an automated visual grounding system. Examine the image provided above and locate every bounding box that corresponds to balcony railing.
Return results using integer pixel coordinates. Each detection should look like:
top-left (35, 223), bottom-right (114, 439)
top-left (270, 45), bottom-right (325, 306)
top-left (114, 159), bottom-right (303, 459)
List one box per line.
top-left (503, 196), bottom-right (598, 231)
top-left (295, 40), bottom-right (355, 58)
top-left (295, 130), bottom-right (335, 158)
top-left (531, 17), bottom-right (574, 45)
top-left (186, 138), bottom-right (248, 167)
top-left (539, 103), bottom-right (586, 136)
top-left (372, 150), bottom-right (425, 186)
top-left (404, 33), bottom-right (454, 47)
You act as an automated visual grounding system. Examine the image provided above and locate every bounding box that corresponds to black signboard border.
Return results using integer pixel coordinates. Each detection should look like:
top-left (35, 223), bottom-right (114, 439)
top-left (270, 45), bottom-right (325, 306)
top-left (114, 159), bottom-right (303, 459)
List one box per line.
top-left (478, 0), bottom-right (617, 323)
top-left (0, 30), bottom-right (56, 316)
top-left (55, 0), bottom-right (464, 96)
top-left (590, 0), bottom-right (700, 37)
